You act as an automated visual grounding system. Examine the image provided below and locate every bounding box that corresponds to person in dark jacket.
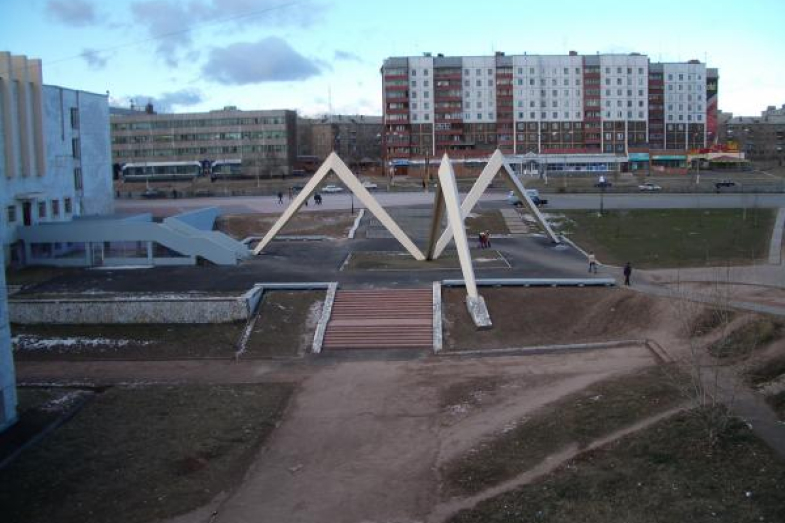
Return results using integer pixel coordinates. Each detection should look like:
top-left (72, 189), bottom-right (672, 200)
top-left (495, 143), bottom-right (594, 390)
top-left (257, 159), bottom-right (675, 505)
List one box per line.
top-left (623, 262), bottom-right (632, 286)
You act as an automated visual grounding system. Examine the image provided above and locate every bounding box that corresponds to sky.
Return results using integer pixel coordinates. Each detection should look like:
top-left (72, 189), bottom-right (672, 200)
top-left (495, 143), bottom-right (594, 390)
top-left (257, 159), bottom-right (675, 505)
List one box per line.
top-left (2, 0), bottom-right (784, 117)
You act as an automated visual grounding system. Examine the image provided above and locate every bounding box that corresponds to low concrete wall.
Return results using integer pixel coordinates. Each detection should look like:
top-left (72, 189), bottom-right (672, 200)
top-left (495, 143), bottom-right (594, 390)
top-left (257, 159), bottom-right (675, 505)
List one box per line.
top-left (9, 290), bottom-right (261, 324)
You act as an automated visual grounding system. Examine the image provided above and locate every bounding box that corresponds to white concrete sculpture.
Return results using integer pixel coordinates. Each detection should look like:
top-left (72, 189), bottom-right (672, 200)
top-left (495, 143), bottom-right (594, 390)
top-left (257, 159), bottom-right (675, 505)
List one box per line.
top-left (252, 152), bottom-right (425, 260)
top-left (435, 154), bottom-right (491, 328)
top-left (430, 149), bottom-right (560, 259)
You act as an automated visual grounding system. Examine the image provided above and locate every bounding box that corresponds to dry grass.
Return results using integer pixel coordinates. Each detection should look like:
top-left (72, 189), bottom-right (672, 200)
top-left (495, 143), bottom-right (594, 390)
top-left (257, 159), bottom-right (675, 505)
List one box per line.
top-left (707, 318), bottom-right (784, 360)
top-left (243, 291), bottom-right (324, 358)
top-left (0, 384), bottom-right (293, 523)
top-left (216, 211), bottom-right (355, 240)
top-left (449, 410), bottom-right (785, 523)
top-left (440, 365), bottom-right (685, 498)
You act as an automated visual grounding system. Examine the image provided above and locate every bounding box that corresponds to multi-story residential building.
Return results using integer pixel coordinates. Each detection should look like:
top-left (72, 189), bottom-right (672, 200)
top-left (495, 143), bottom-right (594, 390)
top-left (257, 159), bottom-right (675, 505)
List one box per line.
top-left (721, 104), bottom-right (785, 163)
top-left (110, 107), bottom-right (298, 178)
top-left (297, 114), bottom-right (382, 165)
top-left (382, 52), bottom-right (718, 164)
top-left (1, 52), bottom-right (113, 265)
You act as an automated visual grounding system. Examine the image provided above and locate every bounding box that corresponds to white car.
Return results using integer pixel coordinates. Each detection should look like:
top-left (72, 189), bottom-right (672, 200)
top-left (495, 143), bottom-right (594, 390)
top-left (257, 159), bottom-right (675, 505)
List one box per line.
top-left (361, 180), bottom-right (378, 190)
top-left (321, 184), bottom-right (344, 193)
top-left (638, 182), bottom-right (662, 192)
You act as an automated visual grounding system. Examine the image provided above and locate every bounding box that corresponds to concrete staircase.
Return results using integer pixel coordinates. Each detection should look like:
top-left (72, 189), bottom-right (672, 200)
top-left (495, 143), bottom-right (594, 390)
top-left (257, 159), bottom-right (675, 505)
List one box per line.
top-left (322, 288), bottom-right (433, 350)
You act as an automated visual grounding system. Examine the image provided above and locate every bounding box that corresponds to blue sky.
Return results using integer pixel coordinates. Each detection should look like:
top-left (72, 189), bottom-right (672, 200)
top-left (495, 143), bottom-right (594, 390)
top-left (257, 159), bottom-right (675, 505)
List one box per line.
top-left (2, 0), bottom-right (784, 116)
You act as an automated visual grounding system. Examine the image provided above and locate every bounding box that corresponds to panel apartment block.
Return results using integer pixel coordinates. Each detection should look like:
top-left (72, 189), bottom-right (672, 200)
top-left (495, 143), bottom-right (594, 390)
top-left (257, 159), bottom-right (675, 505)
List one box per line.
top-left (382, 52), bottom-right (717, 161)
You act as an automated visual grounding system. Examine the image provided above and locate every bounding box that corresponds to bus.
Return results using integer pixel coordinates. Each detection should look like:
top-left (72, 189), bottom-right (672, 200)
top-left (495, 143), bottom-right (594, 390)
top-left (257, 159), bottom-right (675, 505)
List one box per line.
top-left (121, 161), bottom-right (203, 182)
top-left (210, 159), bottom-right (243, 179)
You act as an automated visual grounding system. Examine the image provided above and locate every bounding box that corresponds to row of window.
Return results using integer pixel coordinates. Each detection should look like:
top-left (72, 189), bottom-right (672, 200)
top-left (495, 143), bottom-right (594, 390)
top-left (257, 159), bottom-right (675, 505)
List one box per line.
top-left (111, 130), bottom-right (288, 145)
top-left (113, 144), bottom-right (288, 158)
top-left (6, 198), bottom-right (73, 224)
top-left (111, 117), bottom-right (288, 132)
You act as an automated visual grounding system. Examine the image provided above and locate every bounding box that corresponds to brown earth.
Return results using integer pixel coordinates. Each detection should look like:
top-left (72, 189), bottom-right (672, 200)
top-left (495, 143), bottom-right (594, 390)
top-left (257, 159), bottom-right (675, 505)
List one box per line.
top-left (216, 211), bottom-right (354, 240)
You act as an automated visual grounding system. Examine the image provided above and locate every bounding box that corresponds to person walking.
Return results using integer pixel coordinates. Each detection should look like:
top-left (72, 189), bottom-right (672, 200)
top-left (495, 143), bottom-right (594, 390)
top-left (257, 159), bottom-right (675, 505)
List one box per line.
top-left (623, 262), bottom-right (632, 286)
top-left (277, 191), bottom-right (284, 204)
top-left (588, 251), bottom-right (597, 273)
top-left (478, 232), bottom-right (484, 249)
top-left (314, 193), bottom-right (322, 205)
top-left (484, 231), bottom-right (491, 248)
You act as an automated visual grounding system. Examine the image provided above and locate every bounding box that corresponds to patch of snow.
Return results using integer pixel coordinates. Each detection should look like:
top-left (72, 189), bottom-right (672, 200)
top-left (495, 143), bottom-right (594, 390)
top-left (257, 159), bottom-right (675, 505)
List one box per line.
top-left (13, 334), bottom-right (152, 351)
top-left (41, 390), bottom-right (92, 412)
top-left (446, 403), bottom-right (469, 416)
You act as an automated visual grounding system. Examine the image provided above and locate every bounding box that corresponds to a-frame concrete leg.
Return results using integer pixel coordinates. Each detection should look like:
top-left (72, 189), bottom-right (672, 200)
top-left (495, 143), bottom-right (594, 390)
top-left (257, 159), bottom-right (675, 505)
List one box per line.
top-left (437, 154), bottom-right (491, 328)
top-left (426, 184), bottom-right (445, 260)
top-left (253, 152), bottom-right (425, 260)
top-left (432, 149), bottom-right (560, 259)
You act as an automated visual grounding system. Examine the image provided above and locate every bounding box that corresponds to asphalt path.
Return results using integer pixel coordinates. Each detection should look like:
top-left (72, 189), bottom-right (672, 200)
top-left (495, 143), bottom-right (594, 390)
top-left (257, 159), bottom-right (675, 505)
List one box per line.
top-left (116, 191), bottom-right (785, 217)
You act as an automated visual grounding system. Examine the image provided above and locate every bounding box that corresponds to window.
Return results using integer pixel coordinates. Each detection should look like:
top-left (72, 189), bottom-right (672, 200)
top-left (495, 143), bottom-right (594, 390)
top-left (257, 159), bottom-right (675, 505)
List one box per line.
top-left (411, 102), bottom-right (418, 109)
top-left (617, 67), bottom-right (622, 74)
top-left (423, 69), bottom-right (428, 75)
top-left (477, 113), bottom-right (482, 120)
top-left (638, 67), bottom-right (643, 74)
top-left (423, 102), bottom-right (429, 109)
top-left (464, 69), bottom-right (469, 75)
top-left (488, 112), bottom-right (493, 119)
top-left (411, 70), bottom-right (417, 76)
top-left (38, 201), bottom-right (47, 218)
top-left (424, 114), bottom-right (429, 121)
top-left (411, 80), bottom-right (417, 87)
top-left (517, 67), bottom-right (523, 74)
top-left (477, 101), bottom-right (482, 108)
top-left (70, 108), bottom-right (79, 129)
top-left (529, 78), bottom-right (535, 85)
top-left (423, 80), bottom-right (429, 87)
top-left (411, 91), bottom-right (417, 99)
top-left (424, 91), bottom-right (429, 98)
top-left (71, 137), bottom-right (80, 158)
top-left (564, 68), bottom-right (569, 74)
top-left (517, 78), bottom-right (523, 85)
top-left (74, 167), bottom-right (83, 190)
top-left (488, 68), bottom-right (492, 75)
top-left (488, 79), bottom-right (493, 87)
top-left (476, 79), bottom-right (481, 87)
top-left (476, 69), bottom-right (481, 75)
top-left (552, 112), bottom-right (558, 118)
top-left (6, 205), bottom-right (16, 223)
top-left (464, 80), bottom-right (469, 87)
top-left (51, 199), bottom-right (60, 218)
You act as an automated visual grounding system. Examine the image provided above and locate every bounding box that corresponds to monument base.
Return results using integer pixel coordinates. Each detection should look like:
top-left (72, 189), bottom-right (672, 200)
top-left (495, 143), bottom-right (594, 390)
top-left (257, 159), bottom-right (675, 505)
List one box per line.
top-left (466, 295), bottom-right (492, 329)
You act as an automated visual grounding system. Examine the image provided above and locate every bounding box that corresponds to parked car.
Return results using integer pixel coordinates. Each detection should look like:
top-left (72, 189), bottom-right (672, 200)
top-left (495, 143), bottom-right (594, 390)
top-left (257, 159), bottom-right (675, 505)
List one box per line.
top-left (361, 180), bottom-right (378, 190)
top-left (507, 189), bottom-right (547, 207)
top-left (715, 180), bottom-right (737, 191)
top-left (291, 184), bottom-right (305, 193)
top-left (638, 182), bottom-right (662, 192)
top-left (321, 184), bottom-right (344, 193)
top-left (594, 180), bottom-right (613, 188)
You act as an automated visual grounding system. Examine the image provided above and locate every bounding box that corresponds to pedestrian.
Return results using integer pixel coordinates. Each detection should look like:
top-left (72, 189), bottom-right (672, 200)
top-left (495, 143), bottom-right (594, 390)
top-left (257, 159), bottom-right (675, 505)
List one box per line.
top-left (484, 231), bottom-right (491, 248)
top-left (304, 197), bottom-right (308, 207)
top-left (588, 251), bottom-right (597, 273)
top-left (288, 187), bottom-right (293, 200)
top-left (315, 193), bottom-right (322, 205)
top-left (623, 262), bottom-right (632, 286)
top-left (277, 191), bottom-right (283, 204)
top-left (478, 232), bottom-right (484, 249)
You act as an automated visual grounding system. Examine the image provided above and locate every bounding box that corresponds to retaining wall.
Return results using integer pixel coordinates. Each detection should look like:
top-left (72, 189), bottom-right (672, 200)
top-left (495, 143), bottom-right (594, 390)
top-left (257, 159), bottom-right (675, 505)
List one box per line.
top-left (9, 287), bottom-right (264, 324)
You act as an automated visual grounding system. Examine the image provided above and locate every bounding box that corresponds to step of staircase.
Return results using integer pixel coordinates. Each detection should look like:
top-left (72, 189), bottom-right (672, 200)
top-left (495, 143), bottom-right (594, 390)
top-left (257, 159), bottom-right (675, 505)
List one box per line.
top-left (323, 288), bottom-right (433, 350)
top-left (500, 208), bottom-right (530, 234)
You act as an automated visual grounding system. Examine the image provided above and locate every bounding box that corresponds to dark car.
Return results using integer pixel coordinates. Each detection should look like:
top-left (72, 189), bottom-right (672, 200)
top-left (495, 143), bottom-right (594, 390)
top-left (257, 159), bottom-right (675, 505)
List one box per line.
top-left (291, 184), bottom-right (305, 193)
top-left (715, 180), bottom-right (736, 191)
top-left (594, 181), bottom-right (613, 188)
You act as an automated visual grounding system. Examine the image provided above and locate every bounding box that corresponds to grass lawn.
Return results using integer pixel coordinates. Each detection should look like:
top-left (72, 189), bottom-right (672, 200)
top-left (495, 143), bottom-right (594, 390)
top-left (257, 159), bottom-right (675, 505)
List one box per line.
top-left (0, 384), bottom-right (293, 523)
top-left (344, 250), bottom-right (510, 271)
top-left (449, 410), bottom-right (785, 523)
top-left (465, 210), bottom-right (509, 235)
top-left (441, 365), bottom-right (685, 498)
top-left (562, 208), bottom-right (775, 269)
top-left (243, 290), bottom-right (324, 358)
top-left (11, 322), bottom-right (245, 360)
top-left (4, 266), bottom-right (82, 287)
top-left (216, 211), bottom-right (355, 240)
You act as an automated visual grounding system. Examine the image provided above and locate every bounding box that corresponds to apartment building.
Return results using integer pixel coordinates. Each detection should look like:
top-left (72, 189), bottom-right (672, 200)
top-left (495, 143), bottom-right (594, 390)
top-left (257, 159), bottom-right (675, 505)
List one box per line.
top-left (297, 114), bottom-right (382, 165)
top-left (721, 104), bottom-right (785, 162)
top-left (382, 52), bottom-right (718, 162)
top-left (1, 52), bottom-right (113, 265)
top-left (110, 107), bottom-right (298, 177)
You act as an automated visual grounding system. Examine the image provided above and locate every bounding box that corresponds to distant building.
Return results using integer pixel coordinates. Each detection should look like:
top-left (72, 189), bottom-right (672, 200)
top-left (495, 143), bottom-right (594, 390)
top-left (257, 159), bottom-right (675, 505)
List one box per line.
top-left (1, 52), bottom-right (113, 265)
top-left (297, 114), bottom-right (383, 166)
top-left (381, 52), bottom-right (718, 163)
top-left (110, 107), bottom-right (298, 178)
top-left (721, 104), bottom-right (785, 162)
top-left (0, 246), bottom-right (14, 431)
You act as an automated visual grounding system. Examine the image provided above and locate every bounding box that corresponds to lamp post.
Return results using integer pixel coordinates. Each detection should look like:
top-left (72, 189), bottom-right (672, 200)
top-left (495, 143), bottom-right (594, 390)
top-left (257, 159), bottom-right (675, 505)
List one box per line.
top-left (598, 174), bottom-right (606, 216)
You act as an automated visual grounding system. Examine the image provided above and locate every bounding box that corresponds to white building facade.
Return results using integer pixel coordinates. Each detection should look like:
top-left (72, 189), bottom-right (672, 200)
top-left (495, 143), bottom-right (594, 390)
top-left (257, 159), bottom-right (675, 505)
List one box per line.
top-left (1, 52), bottom-right (113, 265)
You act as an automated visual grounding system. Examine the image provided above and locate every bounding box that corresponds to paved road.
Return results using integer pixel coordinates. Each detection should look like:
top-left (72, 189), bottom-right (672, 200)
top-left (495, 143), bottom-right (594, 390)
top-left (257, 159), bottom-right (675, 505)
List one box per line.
top-left (116, 192), bottom-right (785, 217)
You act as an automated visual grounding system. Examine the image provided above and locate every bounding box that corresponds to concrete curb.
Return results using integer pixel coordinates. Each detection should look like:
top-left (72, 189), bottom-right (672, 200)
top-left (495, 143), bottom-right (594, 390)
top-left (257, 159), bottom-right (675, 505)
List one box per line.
top-left (348, 209), bottom-right (365, 239)
top-left (439, 339), bottom-right (644, 358)
top-left (432, 281), bottom-right (443, 353)
top-left (312, 282), bottom-right (338, 354)
top-left (442, 278), bottom-right (616, 287)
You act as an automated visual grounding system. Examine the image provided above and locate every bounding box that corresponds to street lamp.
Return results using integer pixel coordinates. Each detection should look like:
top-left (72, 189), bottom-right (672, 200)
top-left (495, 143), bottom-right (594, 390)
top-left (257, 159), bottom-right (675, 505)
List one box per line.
top-left (598, 174), bottom-right (606, 216)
